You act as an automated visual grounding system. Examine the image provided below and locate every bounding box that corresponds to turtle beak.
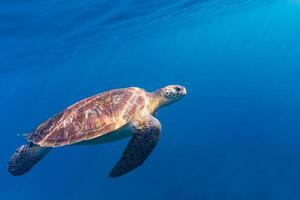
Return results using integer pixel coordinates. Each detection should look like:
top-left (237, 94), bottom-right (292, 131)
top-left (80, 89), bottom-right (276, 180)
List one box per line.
top-left (175, 85), bottom-right (187, 96)
top-left (182, 87), bottom-right (187, 96)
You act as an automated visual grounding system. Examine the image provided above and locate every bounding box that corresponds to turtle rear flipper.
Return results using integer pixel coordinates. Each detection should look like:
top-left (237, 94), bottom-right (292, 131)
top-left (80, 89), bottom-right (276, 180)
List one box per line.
top-left (8, 142), bottom-right (51, 176)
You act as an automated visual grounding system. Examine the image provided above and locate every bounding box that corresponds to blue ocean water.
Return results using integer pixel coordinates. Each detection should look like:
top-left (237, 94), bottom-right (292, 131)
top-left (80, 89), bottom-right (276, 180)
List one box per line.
top-left (1, 0), bottom-right (300, 199)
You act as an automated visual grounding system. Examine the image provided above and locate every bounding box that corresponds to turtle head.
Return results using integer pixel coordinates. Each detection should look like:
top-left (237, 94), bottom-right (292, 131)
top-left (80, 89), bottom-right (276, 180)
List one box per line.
top-left (156, 85), bottom-right (187, 107)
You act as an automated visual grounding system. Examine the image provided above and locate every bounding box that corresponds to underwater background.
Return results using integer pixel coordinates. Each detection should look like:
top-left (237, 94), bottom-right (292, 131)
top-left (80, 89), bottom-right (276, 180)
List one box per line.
top-left (1, 0), bottom-right (300, 199)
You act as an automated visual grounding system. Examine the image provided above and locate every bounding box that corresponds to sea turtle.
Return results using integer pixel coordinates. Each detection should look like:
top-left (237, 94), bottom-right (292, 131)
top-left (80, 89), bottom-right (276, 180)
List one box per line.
top-left (8, 85), bottom-right (187, 177)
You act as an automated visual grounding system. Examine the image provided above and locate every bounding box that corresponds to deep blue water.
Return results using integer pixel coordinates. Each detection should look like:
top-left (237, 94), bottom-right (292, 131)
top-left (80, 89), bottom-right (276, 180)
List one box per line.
top-left (1, 0), bottom-right (300, 199)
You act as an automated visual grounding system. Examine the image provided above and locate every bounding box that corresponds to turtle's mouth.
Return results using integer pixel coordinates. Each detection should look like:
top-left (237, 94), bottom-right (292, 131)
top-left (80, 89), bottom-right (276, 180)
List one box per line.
top-left (182, 87), bottom-right (187, 96)
top-left (174, 85), bottom-right (187, 96)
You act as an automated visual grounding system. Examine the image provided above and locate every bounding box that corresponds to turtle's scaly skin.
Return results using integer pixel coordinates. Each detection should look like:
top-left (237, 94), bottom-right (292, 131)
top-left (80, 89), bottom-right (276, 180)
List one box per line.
top-left (28, 87), bottom-right (148, 147)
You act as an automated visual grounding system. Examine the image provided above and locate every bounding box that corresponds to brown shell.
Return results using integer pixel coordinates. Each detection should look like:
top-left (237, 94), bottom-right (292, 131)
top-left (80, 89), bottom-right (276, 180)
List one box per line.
top-left (27, 87), bottom-right (146, 147)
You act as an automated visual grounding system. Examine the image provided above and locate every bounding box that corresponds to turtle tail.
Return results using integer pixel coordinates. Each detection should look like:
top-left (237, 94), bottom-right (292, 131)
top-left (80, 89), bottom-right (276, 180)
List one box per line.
top-left (7, 142), bottom-right (51, 176)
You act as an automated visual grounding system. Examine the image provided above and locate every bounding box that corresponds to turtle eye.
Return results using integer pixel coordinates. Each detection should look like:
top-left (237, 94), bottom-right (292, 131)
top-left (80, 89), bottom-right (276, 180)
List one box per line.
top-left (175, 87), bottom-right (181, 92)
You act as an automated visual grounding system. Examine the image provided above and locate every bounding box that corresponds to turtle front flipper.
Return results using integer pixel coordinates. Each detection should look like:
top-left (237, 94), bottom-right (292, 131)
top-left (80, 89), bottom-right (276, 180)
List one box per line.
top-left (8, 142), bottom-right (51, 176)
top-left (109, 115), bottom-right (161, 177)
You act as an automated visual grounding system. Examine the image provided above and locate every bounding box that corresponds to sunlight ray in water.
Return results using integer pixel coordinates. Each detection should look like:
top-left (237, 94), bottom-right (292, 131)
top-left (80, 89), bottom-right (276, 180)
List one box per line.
top-left (0, 0), bottom-right (275, 74)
